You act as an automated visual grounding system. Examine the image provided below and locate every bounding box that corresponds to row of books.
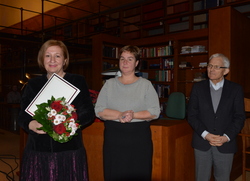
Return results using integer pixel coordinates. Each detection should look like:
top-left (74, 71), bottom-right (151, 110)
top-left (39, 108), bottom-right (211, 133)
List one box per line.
top-left (155, 70), bottom-right (173, 82)
top-left (102, 62), bottom-right (118, 71)
top-left (160, 58), bottom-right (174, 69)
top-left (103, 46), bottom-right (119, 58)
top-left (181, 45), bottom-right (206, 54)
top-left (153, 84), bottom-right (171, 98)
top-left (141, 44), bottom-right (174, 58)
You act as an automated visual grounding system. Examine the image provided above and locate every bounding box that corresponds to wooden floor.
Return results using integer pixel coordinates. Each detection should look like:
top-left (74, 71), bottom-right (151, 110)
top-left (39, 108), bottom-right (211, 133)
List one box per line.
top-left (0, 129), bottom-right (19, 181)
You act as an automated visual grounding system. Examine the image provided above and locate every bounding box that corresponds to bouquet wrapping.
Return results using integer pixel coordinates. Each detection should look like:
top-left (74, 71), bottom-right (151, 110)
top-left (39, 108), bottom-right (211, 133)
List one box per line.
top-left (33, 96), bottom-right (81, 143)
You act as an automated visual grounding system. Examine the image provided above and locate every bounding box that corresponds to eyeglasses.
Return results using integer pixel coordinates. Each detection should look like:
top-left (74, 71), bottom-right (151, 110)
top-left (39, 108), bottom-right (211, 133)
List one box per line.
top-left (207, 64), bottom-right (228, 70)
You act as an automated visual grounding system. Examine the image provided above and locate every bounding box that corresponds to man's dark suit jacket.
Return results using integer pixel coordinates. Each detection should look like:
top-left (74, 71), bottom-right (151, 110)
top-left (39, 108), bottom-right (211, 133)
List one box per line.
top-left (188, 79), bottom-right (245, 153)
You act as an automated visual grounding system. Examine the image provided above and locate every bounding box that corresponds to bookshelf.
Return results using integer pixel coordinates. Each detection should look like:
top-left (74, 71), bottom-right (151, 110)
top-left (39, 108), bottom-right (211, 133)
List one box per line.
top-left (141, 0), bottom-right (165, 37)
top-left (177, 37), bottom-right (209, 97)
top-left (89, 9), bottom-right (250, 180)
top-left (91, 33), bottom-right (130, 91)
top-left (122, 5), bottom-right (141, 39)
top-left (139, 42), bottom-right (174, 116)
top-left (28, 0), bottom-right (249, 41)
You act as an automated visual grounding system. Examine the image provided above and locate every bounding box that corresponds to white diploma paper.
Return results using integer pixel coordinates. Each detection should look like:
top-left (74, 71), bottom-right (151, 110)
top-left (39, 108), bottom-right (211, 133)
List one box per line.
top-left (25, 73), bottom-right (80, 116)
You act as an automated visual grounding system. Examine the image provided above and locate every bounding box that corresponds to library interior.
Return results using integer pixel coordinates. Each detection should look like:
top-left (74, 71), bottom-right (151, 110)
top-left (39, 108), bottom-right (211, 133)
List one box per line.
top-left (1, 0), bottom-right (250, 180)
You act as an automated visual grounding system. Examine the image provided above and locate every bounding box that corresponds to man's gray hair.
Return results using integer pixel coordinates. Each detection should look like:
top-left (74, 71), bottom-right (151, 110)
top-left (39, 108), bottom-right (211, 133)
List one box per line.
top-left (209, 53), bottom-right (230, 68)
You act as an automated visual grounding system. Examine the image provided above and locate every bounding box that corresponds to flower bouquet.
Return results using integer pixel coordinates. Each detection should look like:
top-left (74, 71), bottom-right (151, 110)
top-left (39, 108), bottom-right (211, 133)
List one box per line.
top-left (33, 96), bottom-right (81, 143)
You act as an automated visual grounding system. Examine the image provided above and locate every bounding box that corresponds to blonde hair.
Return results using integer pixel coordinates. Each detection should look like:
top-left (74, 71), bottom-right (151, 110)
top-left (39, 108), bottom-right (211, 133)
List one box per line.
top-left (37, 40), bottom-right (69, 71)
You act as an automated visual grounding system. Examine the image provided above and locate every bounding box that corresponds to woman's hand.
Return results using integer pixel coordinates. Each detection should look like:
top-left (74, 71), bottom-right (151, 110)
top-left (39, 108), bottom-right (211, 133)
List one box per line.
top-left (119, 110), bottom-right (134, 123)
top-left (29, 120), bottom-right (46, 134)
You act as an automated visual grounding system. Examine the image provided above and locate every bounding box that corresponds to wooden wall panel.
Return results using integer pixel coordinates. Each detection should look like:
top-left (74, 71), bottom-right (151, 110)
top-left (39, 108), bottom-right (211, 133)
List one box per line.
top-left (209, 6), bottom-right (250, 97)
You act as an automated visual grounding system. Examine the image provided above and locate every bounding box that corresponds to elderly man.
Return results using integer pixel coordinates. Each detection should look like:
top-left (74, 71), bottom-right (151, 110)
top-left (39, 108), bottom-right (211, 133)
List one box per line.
top-left (188, 53), bottom-right (245, 181)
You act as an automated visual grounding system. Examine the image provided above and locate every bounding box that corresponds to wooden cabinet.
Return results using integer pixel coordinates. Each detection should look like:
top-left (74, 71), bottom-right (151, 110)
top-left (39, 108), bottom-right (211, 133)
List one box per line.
top-left (209, 6), bottom-right (250, 96)
top-left (81, 120), bottom-right (195, 181)
top-left (19, 120), bottom-right (195, 181)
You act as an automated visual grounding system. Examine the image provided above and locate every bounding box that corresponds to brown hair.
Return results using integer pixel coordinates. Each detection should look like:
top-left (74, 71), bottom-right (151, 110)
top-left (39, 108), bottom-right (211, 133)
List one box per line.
top-left (37, 40), bottom-right (69, 71)
top-left (119, 45), bottom-right (141, 61)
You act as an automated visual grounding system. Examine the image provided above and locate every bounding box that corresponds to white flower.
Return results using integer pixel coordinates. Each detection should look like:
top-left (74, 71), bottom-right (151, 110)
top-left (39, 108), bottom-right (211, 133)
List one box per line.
top-left (53, 114), bottom-right (66, 125)
top-left (50, 109), bottom-right (57, 116)
top-left (70, 130), bottom-right (76, 136)
top-left (66, 104), bottom-right (75, 114)
top-left (53, 119), bottom-right (62, 125)
top-left (47, 112), bottom-right (53, 118)
top-left (68, 122), bottom-right (78, 136)
top-left (55, 114), bottom-right (66, 121)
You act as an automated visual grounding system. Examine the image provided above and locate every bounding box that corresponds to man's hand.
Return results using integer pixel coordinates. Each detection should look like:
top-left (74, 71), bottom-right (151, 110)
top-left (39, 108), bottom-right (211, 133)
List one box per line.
top-left (205, 133), bottom-right (228, 146)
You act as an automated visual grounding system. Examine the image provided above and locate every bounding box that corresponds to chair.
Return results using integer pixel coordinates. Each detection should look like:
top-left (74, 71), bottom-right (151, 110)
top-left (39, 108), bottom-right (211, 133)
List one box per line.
top-left (239, 98), bottom-right (250, 181)
top-left (163, 92), bottom-right (186, 120)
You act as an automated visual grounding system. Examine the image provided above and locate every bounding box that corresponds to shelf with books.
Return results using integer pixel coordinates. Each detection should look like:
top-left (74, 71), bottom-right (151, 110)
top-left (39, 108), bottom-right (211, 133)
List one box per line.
top-left (103, 45), bottom-right (120, 59)
top-left (166, 1), bottom-right (189, 15)
top-left (102, 44), bottom-right (121, 81)
top-left (105, 11), bottom-right (121, 37)
top-left (178, 67), bottom-right (207, 82)
top-left (193, 13), bottom-right (208, 30)
top-left (176, 36), bottom-right (208, 97)
top-left (91, 33), bottom-right (131, 90)
top-left (138, 43), bottom-right (175, 105)
top-left (140, 44), bottom-right (174, 82)
top-left (153, 83), bottom-right (171, 99)
top-left (122, 5), bottom-right (141, 39)
top-left (140, 0), bottom-right (165, 37)
top-left (166, 16), bottom-right (190, 33)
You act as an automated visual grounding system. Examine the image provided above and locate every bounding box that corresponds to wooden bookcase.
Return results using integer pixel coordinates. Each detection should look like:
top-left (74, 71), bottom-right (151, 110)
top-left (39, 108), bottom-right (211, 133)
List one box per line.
top-left (122, 5), bottom-right (141, 39)
top-left (91, 33), bottom-right (130, 91)
top-left (91, 5), bottom-right (250, 112)
top-left (177, 37), bottom-right (209, 97)
top-left (139, 42), bottom-right (175, 116)
top-left (89, 6), bottom-right (250, 180)
top-left (91, 29), bottom-right (208, 116)
top-left (133, 28), bottom-right (209, 100)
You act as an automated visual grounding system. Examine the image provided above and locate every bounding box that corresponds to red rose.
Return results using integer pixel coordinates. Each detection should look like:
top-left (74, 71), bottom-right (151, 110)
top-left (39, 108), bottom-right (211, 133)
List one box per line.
top-left (71, 112), bottom-right (78, 120)
top-left (51, 101), bottom-right (63, 112)
top-left (53, 123), bottom-right (66, 135)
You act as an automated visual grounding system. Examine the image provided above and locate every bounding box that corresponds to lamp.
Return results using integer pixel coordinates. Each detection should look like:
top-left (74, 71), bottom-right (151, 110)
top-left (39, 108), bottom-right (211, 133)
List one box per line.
top-left (19, 73), bottom-right (33, 90)
top-left (101, 67), bottom-right (139, 77)
top-left (25, 73), bottom-right (31, 79)
top-left (101, 66), bottom-right (121, 76)
top-left (19, 80), bottom-right (28, 91)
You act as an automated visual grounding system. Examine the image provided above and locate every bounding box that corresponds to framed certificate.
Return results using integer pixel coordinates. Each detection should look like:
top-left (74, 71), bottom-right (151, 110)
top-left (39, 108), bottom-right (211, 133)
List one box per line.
top-left (25, 73), bottom-right (80, 116)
